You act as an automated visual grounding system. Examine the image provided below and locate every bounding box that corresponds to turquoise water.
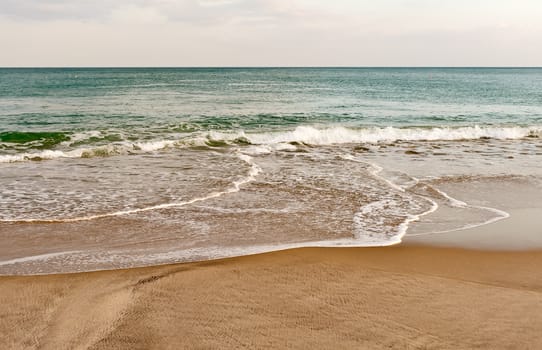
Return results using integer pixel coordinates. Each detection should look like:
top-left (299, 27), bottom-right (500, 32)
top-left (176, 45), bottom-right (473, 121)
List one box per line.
top-left (1, 68), bottom-right (541, 274)
top-left (1, 68), bottom-right (541, 155)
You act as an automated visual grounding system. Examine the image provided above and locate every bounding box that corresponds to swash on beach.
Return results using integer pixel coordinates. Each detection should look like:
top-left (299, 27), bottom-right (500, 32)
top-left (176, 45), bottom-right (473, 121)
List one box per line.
top-left (1, 67), bottom-right (541, 274)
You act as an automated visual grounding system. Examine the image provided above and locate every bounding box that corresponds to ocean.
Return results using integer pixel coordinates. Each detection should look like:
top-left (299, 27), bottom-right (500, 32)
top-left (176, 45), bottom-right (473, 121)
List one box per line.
top-left (1, 68), bottom-right (541, 274)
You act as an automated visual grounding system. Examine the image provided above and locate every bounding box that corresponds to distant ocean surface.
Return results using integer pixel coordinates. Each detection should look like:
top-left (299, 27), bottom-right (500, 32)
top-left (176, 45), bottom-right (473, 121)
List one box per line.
top-left (1, 68), bottom-right (541, 274)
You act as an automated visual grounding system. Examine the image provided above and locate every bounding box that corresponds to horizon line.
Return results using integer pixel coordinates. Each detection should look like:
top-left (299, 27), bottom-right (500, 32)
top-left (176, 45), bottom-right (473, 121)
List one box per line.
top-left (1, 66), bottom-right (542, 69)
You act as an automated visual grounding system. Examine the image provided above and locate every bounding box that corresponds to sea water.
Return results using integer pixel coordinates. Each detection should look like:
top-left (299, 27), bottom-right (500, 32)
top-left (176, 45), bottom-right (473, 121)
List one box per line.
top-left (1, 68), bottom-right (541, 274)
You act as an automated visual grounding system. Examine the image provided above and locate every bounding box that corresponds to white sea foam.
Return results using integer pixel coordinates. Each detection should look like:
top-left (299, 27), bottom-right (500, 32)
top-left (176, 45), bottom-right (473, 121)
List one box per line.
top-left (0, 139), bottom-right (182, 163)
top-left (352, 183), bottom-right (439, 245)
top-left (61, 130), bottom-right (102, 145)
top-left (341, 154), bottom-right (513, 242)
top-left (0, 150), bottom-right (83, 163)
top-left (241, 142), bottom-right (297, 156)
top-left (242, 145), bottom-right (272, 155)
top-left (239, 125), bottom-right (541, 145)
top-left (2, 152), bottom-right (261, 223)
top-left (431, 186), bottom-right (468, 208)
top-left (407, 186), bottom-right (510, 237)
top-left (0, 251), bottom-right (82, 267)
top-left (341, 154), bottom-right (439, 244)
top-left (133, 140), bottom-right (177, 152)
top-left (0, 238), bottom-right (401, 275)
top-left (2, 125), bottom-right (539, 163)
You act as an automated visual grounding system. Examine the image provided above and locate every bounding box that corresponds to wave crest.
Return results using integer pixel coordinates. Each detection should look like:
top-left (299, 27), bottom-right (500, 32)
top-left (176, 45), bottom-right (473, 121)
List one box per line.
top-left (1, 125), bottom-right (539, 163)
top-left (237, 125), bottom-right (541, 145)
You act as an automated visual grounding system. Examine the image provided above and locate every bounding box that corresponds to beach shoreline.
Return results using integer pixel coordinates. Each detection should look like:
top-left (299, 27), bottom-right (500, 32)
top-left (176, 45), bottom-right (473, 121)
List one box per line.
top-left (2, 243), bottom-right (541, 349)
top-left (1, 67), bottom-right (541, 348)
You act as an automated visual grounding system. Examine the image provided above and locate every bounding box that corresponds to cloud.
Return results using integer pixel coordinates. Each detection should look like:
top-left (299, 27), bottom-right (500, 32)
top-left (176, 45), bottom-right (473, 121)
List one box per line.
top-left (0, 0), bottom-right (299, 25)
top-left (197, 0), bottom-right (242, 7)
top-left (109, 5), bottom-right (167, 24)
top-left (1, 0), bottom-right (542, 66)
top-left (0, 0), bottom-right (116, 21)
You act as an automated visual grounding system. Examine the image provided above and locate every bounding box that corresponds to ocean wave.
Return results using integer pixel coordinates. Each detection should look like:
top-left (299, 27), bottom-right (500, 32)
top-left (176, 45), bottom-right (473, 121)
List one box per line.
top-left (0, 149), bottom-right (82, 163)
top-left (1, 125), bottom-right (540, 163)
top-left (0, 139), bottom-right (187, 163)
top-left (0, 131), bottom-right (71, 148)
top-left (235, 125), bottom-right (541, 145)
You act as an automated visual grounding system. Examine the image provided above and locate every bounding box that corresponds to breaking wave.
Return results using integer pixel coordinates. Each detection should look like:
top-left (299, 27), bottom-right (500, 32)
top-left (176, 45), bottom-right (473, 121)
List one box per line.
top-left (1, 124), bottom-right (540, 163)
top-left (232, 125), bottom-right (541, 145)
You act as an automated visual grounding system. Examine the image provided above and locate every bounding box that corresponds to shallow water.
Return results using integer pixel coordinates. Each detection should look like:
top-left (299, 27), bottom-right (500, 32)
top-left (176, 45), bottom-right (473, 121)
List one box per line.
top-left (1, 68), bottom-right (541, 274)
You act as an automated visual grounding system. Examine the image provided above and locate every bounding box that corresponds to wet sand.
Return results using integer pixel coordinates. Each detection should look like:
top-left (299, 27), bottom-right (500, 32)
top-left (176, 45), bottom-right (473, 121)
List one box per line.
top-left (1, 245), bottom-right (542, 349)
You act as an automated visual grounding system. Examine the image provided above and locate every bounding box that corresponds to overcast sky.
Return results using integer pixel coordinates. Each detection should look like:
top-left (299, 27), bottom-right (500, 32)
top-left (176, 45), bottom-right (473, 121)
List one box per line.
top-left (1, 0), bottom-right (541, 67)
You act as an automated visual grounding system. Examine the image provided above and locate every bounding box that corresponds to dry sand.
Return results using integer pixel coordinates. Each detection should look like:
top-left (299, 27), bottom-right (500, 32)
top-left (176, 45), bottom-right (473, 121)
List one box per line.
top-left (1, 245), bottom-right (542, 349)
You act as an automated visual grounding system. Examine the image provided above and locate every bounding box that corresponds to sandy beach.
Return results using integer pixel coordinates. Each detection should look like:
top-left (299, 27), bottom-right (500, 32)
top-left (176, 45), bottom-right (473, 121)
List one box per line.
top-left (1, 244), bottom-right (541, 349)
top-left (1, 67), bottom-right (541, 350)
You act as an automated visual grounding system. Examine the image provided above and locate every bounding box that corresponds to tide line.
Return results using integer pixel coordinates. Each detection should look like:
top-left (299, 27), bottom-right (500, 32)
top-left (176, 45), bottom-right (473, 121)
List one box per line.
top-left (343, 154), bottom-right (439, 244)
top-left (406, 186), bottom-right (510, 237)
top-left (1, 152), bottom-right (262, 224)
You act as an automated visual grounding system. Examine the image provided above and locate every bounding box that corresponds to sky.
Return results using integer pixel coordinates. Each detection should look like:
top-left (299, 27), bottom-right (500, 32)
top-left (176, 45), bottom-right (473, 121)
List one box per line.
top-left (0, 0), bottom-right (541, 67)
